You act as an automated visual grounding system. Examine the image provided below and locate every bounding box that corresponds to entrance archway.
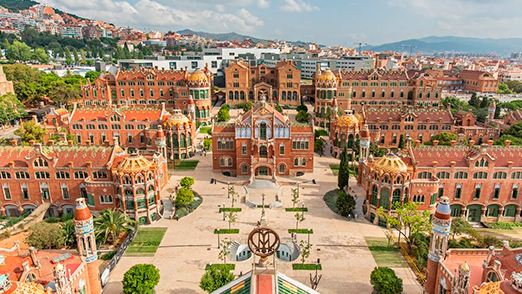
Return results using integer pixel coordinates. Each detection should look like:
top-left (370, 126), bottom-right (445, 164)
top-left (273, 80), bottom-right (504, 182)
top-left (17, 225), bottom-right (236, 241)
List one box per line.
top-left (255, 166), bottom-right (271, 176)
top-left (467, 204), bottom-right (482, 222)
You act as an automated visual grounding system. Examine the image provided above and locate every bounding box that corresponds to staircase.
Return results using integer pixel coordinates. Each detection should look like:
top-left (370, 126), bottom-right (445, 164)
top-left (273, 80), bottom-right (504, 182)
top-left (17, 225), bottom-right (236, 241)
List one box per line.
top-left (288, 242), bottom-right (301, 262)
top-left (227, 241), bottom-right (241, 261)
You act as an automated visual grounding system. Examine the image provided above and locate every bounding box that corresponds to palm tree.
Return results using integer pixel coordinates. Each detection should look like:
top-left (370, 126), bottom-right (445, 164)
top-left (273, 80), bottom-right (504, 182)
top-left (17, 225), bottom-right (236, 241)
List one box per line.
top-left (94, 209), bottom-right (135, 245)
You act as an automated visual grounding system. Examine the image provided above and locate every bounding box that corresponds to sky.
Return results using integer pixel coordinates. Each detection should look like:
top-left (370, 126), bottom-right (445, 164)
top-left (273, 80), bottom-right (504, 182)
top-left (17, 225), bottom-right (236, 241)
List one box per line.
top-left (38, 0), bottom-right (522, 45)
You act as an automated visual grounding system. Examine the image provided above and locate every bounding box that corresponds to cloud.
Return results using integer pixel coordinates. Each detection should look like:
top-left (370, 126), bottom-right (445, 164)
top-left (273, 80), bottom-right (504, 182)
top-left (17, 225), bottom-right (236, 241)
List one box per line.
top-left (258, 0), bottom-right (270, 8)
top-left (38, 0), bottom-right (264, 32)
top-left (280, 0), bottom-right (319, 12)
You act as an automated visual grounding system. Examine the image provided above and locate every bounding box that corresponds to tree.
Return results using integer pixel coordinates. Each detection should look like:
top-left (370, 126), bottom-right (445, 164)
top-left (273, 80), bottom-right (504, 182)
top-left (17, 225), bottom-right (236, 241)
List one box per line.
top-left (218, 239), bottom-right (232, 265)
top-left (299, 240), bottom-right (312, 265)
top-left (0, 93), bottom-right (26, 125)
top-left (176, 187), bottom-right (194, 209)
top-left (468, 93), bottom-right (480, 108)
top-left (225, 211), bottom-right (237, 230)
top-left (62, 220), bottom-right (77, 247)
top-left (335, 189), bottom-right (356, 217)
top-left (217, 107), bottom-right (229, 122)
top-left (199, 267), bottom-right (234, 293)
top-left (14, 120), bottom-right (47, 144)
top-left (424, 132), bottom-right (459, 146)
top-left (33, 47), bottom-right (49, 63)
top-left (480, 96), bottom-right (489, 109)
top-left (338, 146), bottom-right (350, 189)
top-left (377, 202), bottom-right (431, 252)
top-left (398, 134), bottom-right (405, 149)
top-left (5, 40), bottom-right (31, 62)
top-left (242, 100), bottom-right (253, 112)
top-left (296, 109), bottom-right (309, 122)
top-left (296, 104), bottom-right (308, 112)
top-left (325, 106), bottom-right (332, 122)
top-left (94, 209), bottom-right (135, 245)
top-left (314, 139), bottom-right (324, 154)
top-left (497, 83), bottom-right (513, 94)
top-left (502, 121), bottom-right (522, 139)
top-left (85, 71), bottom-right (101, 83)
top-left (505, 80), bottom-right (522, 93)
top-left (294, 211), bottom-right (305, 230)
top-left (450, 218), bottom-right (474, 240)
top-left (203, 138), bottom-right (212, 150)
top-left (370, 267), bottom-right (403, 294)
top-left (180, 176), bottom-right (195, 189)
top-left (274, 103), bottom-right (283, 113)
top-left (48, 80), bottom-right (81, 104)
top-left (122, 264), bottom-right (160, 294)
top-left (291, 188), bottom-right (299, 208)
top-left (370, 141), bottom-right (387, 157)
top-left (26, 222), bottom-right (66, 249)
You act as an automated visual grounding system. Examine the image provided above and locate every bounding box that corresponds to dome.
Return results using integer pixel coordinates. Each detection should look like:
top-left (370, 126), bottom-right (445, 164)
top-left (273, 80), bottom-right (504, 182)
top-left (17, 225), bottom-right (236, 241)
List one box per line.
top-left (316, 68), bottom-right (337, 86)
top-left (164, 110), bottom-right (190, 128)
top-left (373, 153), bottom-right (408, 174)
top-left (116, 153), bottom-right (152, 174)
top-left (74, 198), bottom-right (92, 222)
top-left (0, 274), bottom-right (46, 294)
top-left (188, 68), bottom-right (209, 84)
top-left (459, 262), bottom-right (470, 272)
top-left (435, 196), bottom-right (451, 220)
top-left (335, 113), bottom-right (360, 132)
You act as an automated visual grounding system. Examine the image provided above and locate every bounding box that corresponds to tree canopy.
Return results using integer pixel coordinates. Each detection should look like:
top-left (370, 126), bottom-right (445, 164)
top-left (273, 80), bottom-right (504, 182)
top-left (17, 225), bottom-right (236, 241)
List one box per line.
top-left (370, 267), bottom-right (403, 294)
top-left (424, 132), bottom-right (459, 146)
top-left (199, 267), bottom-right (235, 293)
top-left (180, 176), bottom-right (195, 189)
top-left (0, 92), bottom-right (26, 124)
top-left (26, 222), bottom-right (66, 249)
top-left (122, 264), bottom-right (160, 294)
top-left (14, 120), bottom-right (47, 144)
top-left (176, 187), bottom-right (194, 208)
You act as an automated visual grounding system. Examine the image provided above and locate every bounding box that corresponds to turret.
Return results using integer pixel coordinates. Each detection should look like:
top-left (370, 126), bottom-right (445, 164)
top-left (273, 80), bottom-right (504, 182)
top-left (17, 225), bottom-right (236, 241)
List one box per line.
top-left (424, 196), bottom-right (452, 294)
top-left (53, 263), bottom-right (73, 294)
top-left (155, 125), bottom-right (167, 158)
top-left (359, 124), bottom-right (370, 163)
top-left (487, 100), bottom-right (496, 123)
top-left (452, 262), bottom-right (470, 294)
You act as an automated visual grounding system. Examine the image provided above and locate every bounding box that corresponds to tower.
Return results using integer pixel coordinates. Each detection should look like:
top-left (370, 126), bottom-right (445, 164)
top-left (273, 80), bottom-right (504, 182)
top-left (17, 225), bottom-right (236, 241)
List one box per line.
top-left (487, 100), bottom-right (496, 123)
top-left (188, 96), bottom-right (195, 121)
top-left (155, 125), bottom-right (167, 159)
top-left (424, 196), bottom-right (452, 294)
top-left (74, 198), bottom-right (102, 294)
top-left (452, 262), bottom-right (470, 294)
top-left (54, 263), bottom-right (73, 294)
top-left (359, 124), bottom-right (370, 163)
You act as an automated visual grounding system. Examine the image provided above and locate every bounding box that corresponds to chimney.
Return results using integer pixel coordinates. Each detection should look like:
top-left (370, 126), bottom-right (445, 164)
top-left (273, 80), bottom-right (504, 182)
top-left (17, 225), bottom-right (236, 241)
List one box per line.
top-left (505, 140), bottom-right (511, 147)
top-left (469, 139), bottom-right (475, 146)
top-left (415, 140), bottom-right (421, 147)
top-left (28, 247), bottom-right (40, 268)
top-left (433, 140), bottom-right (439, 147)
top-left (11, 140), bottom-right (17, 147)
top-left (450, 140), bottom-right (457, 147)
top-left (47, 140), bottom-right (54, 146)
top-left (487, 139), bottom-right (493, 147)
top-left (86, 140), bottom-right (91, 146)
top-left (432, 161), bottom-right (438, 167)
top-left (59, 133), bottom-right (67, 143)
top-left (67, 140), bottom-right (73, 147)
top-left (29, 140), bottom-right (35, 146)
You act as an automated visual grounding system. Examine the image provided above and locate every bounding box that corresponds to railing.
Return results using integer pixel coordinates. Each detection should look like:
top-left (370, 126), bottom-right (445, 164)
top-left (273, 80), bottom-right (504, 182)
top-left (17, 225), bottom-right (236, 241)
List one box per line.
top-left (397, 240), bottom-right (426, 285)
top-left (101, 230), bottom-right (137, 287)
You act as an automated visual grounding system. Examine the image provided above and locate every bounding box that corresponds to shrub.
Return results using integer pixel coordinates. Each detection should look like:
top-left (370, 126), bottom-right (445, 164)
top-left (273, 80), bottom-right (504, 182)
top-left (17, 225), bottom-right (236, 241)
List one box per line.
top-left (61, 212), bottom-right (74, 222)
top-left (335, 189), bottom-right (356, 217)
top-left (180, 176), bottom-right (195, 189)
top-left (200, 267), bottom-right (234, 293)
top-left (26, 222), bottom-right (66, 249)
top-left (217, 107), bottom-right (229, 122)
top-left (296, 110), bottom-right (309, 122)
top-left (122, 264), bottom-right (160, 294)
top-left (176, 188), bottom-right (194, 209)
top-left (296, 104), bottom-right (308, 112)
top-left (370, 267), bottom-right (403, 294)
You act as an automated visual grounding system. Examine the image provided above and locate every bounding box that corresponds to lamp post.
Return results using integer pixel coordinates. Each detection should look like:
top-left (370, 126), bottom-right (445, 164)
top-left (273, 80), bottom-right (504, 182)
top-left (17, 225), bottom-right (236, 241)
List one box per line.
top-left (227, 182), bottom-right (230, 198)
top-left (217, 229), bottom-right (220, 248)
top-left (310, 258), bottom-right (322, 290)
top-left (222, 203), bottom-right (226, 221)
top-left (307, 228), bottom-right (311, 245)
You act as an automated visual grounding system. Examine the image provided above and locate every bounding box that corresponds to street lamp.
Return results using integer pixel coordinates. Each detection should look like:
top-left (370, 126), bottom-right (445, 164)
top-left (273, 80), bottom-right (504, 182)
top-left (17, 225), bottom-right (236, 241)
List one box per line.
top-left (227, 182), bottom-right (230, 198)
top-left (307, 228), bottom-right (311, 245)
top-left (310, 258), bottom-right (322, 290)
top-left (222, 203), bottom-right (226, 221)
top-left (217, 229), bottom-right (220, 248)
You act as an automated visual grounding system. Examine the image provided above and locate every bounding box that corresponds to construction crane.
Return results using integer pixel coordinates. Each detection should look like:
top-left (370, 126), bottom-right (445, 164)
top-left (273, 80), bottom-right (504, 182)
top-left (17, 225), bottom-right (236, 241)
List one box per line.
top-left (353, 42), bottom-right (368, 55)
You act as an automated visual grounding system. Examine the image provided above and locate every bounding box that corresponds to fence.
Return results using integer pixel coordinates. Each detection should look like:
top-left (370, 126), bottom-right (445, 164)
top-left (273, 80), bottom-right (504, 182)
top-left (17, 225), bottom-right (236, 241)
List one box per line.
top-left (398, 241), bottom-right (426, 285)
top-left (101, 230), bottom-right (137, 287)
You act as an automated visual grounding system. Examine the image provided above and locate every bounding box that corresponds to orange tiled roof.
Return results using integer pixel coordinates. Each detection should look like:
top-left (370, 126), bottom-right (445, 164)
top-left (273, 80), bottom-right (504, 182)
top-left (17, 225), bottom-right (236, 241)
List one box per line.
top-left (364, 108), bottom-right (453, 124)
top-left (70, 107), bottom-right (169, 122)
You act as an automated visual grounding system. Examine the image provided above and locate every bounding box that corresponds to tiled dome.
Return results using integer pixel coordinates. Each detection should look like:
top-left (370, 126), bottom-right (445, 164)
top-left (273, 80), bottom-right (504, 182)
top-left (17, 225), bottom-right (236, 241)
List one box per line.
top-left (373, 154), bottom-right (408, 174)
top-left (116, 153), bottom-right (152, 174)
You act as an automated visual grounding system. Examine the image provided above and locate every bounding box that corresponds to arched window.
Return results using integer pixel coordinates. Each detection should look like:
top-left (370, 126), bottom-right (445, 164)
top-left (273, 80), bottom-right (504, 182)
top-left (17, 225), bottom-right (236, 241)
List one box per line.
top-left (241, 164), bottom-right (248, 174)
top-left (371, 185), bottom-right (378, 206)
top-left (380, 188), bottom-right (390, 210)
top-left (228, 158), bottom-right (233, 166)
top-left (259, 146), bottom-right (268, 158)
top-left (486, 271), bottom-right (498, 283)
top-left (180, 134), bottom-right (186, 148)
top-left (392, 189), bottom-right (401, 208)
top-left (279, 164), bottom-right (285, 174)
top-left (259, 123), bottom-right (267, 140)
top-left (418, 172), bottom-right (432, 179)
top-left (136, 188), bottom-right (145, 195)
top-left (135, 175), bottom-right (144, 184)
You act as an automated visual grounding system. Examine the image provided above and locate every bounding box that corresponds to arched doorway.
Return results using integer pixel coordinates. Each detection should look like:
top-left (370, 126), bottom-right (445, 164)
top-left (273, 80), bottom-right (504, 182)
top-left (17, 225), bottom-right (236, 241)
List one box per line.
top-left (467, 204), bottom-right (482, 222)
top-left (255, 166), bottom-right (271, 176)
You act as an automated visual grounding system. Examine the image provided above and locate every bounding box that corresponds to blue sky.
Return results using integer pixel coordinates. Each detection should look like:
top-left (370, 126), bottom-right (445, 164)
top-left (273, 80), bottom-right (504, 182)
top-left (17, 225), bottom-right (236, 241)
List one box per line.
top-left (40, 0), bottom-right (522, 45)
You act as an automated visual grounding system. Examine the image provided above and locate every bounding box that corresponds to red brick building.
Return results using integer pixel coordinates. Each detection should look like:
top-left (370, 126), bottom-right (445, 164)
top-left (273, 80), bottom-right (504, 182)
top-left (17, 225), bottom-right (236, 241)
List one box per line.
top-left (212, 99), bottom-right (314, 178)
top-left (224, 60), bottom-right (301, 107)
top-left (0, 140), bottom-right (168, 224)
top-left (460, 70), bottom-right (498, 93)
top-left (359, 136), bottom-right (522, 225)
top-left (313, 68), bottom-right (442, 128)
top-left (81, 66), bottom-right (213, 126)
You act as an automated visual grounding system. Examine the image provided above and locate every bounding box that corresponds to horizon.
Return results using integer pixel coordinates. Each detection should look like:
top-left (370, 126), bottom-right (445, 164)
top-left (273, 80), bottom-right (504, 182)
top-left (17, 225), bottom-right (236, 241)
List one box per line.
top-left (37, 0), bottom-right (522, 46)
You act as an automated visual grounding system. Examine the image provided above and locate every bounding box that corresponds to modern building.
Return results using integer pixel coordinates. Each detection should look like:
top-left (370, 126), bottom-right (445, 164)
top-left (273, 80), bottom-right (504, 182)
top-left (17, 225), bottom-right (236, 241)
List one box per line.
top-left (81, 66), bottom-right (212, 126)
top-left (428, 69), bottom-right (498, 94)
top-left (425, 197), bottom-right (522, 294)
top-left (0, 140), bottom-right (168, 225)
top-left (211, 98), bottom-right (314, 178)
top-left (224, 59), bottom-right (302, 106)
top-left (359, 135), bottom-right (522, 225)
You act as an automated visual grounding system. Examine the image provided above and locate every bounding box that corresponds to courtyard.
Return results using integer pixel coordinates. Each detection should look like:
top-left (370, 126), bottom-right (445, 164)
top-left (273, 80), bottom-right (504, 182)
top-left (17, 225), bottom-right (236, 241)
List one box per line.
top-left (103, 146), bottom-right (423, 294)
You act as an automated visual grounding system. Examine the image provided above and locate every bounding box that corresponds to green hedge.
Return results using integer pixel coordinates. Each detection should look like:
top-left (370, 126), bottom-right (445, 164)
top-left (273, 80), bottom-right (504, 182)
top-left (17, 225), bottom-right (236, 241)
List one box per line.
top-left (483, 222), bottom-right (522, 230)
top-left (293, 264), bottom-right (322, 270)
top-left (214, 229), bottom-right (239, 234)
top-left (285, 207), bottom-right (308, 212)
top-left (219, 208), bottom-right (242, 212)
top-left (174, 192), bottom-right (203, 219)
top-left (288, 229), bottom-right (314, 234)
top-left (205, 264), bottom-right (235, 271)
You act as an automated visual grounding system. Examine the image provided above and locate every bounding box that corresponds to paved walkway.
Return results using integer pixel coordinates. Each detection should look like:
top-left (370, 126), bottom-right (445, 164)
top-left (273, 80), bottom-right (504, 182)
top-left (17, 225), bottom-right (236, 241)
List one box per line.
top-left (104, 152), bottom-right (422, 294)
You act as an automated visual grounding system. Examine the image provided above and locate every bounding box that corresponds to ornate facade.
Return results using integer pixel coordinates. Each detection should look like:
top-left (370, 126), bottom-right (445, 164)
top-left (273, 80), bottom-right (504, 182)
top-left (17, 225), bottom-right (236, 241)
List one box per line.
top-left (224, 60), bottom-right (301, 107)
top-left (212, 99), bottom-right (314, 178)
top-left (81, 66), bottom-right (213, 125)
top-left (0, 141), bottom-right (168, 224)
top-left (359, 136), bottom-right (522, 224)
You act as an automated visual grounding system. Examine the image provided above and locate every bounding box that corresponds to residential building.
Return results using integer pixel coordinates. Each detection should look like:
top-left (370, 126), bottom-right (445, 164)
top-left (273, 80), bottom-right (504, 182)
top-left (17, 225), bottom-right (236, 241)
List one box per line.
top-left (0, 65), bottom-right (14, 96)
top-left (460, 70), bottom-right (498, 93)
top-left (59, 24), bottom-right (83, 38)
top-left (81, 66), bottom-right (213, 126)
top-left (211, 98), bottom-right (314, 178)
top-left (224, 59), bottom-right (301, 106)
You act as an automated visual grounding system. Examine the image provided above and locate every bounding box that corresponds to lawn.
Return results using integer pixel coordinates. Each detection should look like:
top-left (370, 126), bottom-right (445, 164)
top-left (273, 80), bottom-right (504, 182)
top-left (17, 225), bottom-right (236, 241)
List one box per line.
top-left (285, 207), bottom-right (308, 212)
top-left (199, 126), bottom-right (212, 134)
top-left (288, 229), bottom-right (314, 234)
top-left (214, 229), bottom-right (240, 234)
top-left (125, 227), bottom-right (167, 257)
top-left (293, 263), bottom-right (322, 270)
top-left (330, 164), bottom-right (339, 175)
top-left (175, 160), bottom-right (199, 171)
top-left (315, 130), bottom-right (328, 137)
top-left (205, 264), bottom-right (235, 271)
top-left (364, 237), bottom-right (407, 268)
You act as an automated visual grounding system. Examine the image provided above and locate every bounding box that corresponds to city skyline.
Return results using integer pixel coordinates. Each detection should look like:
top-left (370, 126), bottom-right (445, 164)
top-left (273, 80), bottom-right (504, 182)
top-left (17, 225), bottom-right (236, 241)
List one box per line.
top-left (37, 0), bottom-right (522, 45)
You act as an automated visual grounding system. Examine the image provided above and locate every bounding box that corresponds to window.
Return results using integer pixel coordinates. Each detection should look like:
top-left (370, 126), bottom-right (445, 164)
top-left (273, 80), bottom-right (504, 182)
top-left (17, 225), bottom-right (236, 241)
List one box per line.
top-left (454, 172), bottom-right (468, 179)
top-left (242, 144), bottom-right (247, 155)
top-left (41, 187), bottom-right (50, 200)
top-left (512, 185), bottom-right (519, 199)
top-left (35, 171), bottom-right (50, 179)
top-left (241, 164), bottom-right (248, 174)
top-left (0, 171), bottom-right (11, 179)
top-left (455, 185), bottom-right (462, 199)
top-left (74, 171), bottom-right (89, 179)
top-left (294, 157), bottom-right (306, 167)
top-left (474, 158), bottom-right (489, 167)
top-left (279, 164), bottom-right (285, 174)
top-left (417, 172), bottom-right (432, 179)
top-left (34, 158), bottom-right (48, 167)
top-left (511, 172), bottom-right (522, 179)
top-left (474, 187), bottom-right (481, 199)
top-left (92, 171), bottom-right (108, 179)
top-left (493, 172), bottom-right (507, 179)
top-left (100, 195), bottom-right (113, 204)
top-left (55, 171), bottom-right (70, 179)
top-left (22, 186), bottom-right (29, 200)
top-left (259, 146), bottom-right (268, 158)
top-left (15, 172), bottom-right (30, 179)
top-left (62, 186), bottom-right (69, 199)
top-left (3, 185), bottom-right (11, 200)
top-left (260, 123), bottom-right (267, 140)
top-left (279, 144), bottom-right (285, 155)
top-left (493, 186), bottom-right (501, 199)
top-left (436, 172), bottom-right (450, 179)
top-left (473, 172), bottom-right (488, 179)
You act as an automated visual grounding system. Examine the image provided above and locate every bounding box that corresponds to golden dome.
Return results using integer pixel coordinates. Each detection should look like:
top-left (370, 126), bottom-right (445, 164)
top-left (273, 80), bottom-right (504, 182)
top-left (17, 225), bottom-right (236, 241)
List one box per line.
top-left (476, 281), bottom-right (504, 294)
top-left (188, 68), bottom-right (208, 84)
top-left (316, 68), bottom-right (337, 85)
top-left (335, 113), bottom-right (360, 131)
top-left (117, 154), bottom-right (152, 174)
top-left (459, 262), bottom-right (470, 272)
top-left (373, 154), bottom-right (408, 174)
top-left (164, 110), bottom-right (190, 128)
top-left (2, 281), bottom-right (47, 294)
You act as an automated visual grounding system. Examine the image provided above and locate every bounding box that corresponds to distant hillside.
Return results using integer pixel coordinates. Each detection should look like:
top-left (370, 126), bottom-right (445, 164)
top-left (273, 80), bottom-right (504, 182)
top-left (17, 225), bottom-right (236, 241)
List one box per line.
top-left (177, 29), bottom-right (263, 43)
top-left (0, 0), bottom-right (37, 11)
top-left (364, 36), bottom-right (522, 56)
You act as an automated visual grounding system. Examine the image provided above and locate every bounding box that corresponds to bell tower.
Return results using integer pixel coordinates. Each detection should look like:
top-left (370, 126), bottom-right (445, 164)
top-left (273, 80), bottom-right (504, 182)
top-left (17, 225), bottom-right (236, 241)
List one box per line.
top-left (425, 196), bottom-right (452, 294)
top-left (74, 198), bottom-right (102, 294)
